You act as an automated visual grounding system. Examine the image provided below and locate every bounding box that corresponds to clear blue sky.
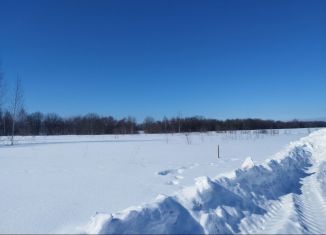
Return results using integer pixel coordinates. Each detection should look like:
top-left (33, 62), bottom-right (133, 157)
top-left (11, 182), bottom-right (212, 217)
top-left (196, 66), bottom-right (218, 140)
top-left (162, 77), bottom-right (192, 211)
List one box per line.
top-left (0, 0), bottom-right (325, 121)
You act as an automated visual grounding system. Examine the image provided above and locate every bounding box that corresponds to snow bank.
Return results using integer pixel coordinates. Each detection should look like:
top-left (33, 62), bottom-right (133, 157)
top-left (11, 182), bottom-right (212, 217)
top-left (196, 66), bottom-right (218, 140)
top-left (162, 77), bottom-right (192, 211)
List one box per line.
top-left (241, 156), bottom-right (255, 169)
top-left (80, 129), bottom-right (326, 234)
top-left (317, 162), bottom-right (326, 197)
top-left (84, 196), bottom-right (204, 234)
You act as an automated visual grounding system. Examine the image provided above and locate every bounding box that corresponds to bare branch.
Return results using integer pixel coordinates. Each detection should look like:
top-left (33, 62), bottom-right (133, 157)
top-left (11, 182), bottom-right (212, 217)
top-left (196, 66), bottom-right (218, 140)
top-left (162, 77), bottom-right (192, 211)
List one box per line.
top-left (10, 74), bottom-right (24, 145)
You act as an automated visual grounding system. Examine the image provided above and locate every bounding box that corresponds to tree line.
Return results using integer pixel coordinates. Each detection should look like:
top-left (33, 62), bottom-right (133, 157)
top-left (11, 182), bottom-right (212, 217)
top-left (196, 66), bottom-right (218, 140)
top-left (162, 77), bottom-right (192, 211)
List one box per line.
top-left (141, 116), bottom-right (326, 133)
top-left (0, 111), bottom-right (325, 136)
top-left (1, 64), bottom-right (325, 138)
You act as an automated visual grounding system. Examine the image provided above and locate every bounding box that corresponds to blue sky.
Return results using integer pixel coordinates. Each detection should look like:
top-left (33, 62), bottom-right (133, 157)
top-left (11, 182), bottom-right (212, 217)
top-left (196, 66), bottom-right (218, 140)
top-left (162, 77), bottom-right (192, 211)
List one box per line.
top-left (0, 0), bottom-right (325, 121)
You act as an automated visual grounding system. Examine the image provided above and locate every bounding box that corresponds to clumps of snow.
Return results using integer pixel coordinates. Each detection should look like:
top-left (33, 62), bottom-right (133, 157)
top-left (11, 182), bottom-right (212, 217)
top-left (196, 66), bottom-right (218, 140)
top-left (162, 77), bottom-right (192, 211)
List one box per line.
top-left (174, 175), bottom-right (184, 180)
top-left (241, 157), bottom-right (255, 170)
top-left (157, 166), bottom-right (188, 176)
top-left (82, 195), bottom-right (204, 234)
top-left (157, 169), bottom-right (174, 176)
top-left (166, 180), bottom-right (179, 185)
top-left (157, 166), bottom-right (193, 186)
top-left (80, 129), bottom-right (326, 234)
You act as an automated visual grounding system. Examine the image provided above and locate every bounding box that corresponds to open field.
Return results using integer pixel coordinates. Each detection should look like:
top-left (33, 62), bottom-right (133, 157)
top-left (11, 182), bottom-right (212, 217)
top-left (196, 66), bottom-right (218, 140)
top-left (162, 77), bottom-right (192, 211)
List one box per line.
top-left (0, 128), bottom-right (318, 233)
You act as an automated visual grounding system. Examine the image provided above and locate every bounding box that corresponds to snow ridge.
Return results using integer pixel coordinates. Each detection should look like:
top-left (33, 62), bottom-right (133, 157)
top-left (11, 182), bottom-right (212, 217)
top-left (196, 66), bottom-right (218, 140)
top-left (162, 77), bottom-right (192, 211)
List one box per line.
top-left (80, 129), bottom-right (326, 234)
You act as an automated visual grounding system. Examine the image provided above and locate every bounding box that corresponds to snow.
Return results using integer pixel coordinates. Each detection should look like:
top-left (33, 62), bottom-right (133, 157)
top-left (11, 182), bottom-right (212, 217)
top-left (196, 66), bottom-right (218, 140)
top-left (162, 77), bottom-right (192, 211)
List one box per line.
top-left (80, 128), bottom-right (326, 234)
top-left (241, 156), bottom-right (255, 170)
top-left (0, 128), bottom-right (321, 233)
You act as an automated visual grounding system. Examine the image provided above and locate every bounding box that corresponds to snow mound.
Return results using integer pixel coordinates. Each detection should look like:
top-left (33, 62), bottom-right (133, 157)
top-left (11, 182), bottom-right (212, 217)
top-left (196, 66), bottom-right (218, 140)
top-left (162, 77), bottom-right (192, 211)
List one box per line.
top-left (241, 156), bottom-right (255, 170)
top-left (80, 129), bottom-right (326, 234)
top-left (82, 195), bottom-right (204, 234)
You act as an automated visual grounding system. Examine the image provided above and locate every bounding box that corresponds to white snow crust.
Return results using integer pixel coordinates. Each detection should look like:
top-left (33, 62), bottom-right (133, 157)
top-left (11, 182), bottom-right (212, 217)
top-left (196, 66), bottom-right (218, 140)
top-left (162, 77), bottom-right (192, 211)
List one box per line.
top-left (0, 128), bottom-right (323, 233)
top-left (79, 129), bottom-right (326, 234)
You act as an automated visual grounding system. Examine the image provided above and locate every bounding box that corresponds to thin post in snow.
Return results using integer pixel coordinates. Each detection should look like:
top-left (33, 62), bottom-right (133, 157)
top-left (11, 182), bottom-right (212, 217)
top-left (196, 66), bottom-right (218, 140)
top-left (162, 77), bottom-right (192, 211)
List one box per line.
top-left (217, 144), bottom-right (220, 159)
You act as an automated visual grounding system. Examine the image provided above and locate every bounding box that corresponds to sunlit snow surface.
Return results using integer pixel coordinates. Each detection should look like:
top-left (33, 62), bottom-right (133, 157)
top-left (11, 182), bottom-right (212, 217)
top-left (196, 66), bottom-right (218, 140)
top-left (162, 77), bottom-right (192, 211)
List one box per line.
top-left (0, 128), bottom-right (319, 233)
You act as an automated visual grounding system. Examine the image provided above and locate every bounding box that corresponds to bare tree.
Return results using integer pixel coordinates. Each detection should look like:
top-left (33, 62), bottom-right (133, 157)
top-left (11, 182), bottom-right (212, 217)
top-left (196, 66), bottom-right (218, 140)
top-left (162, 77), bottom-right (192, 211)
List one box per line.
top-left (10, 75), bottom-right (23, 145)
top-left (0, 63), bottom-right (4, 103)
top-left (0, 62), bottom-right (6, 136)
top-left (177, 111), bottom-right (182, 133)
top-left (163, 116), bottom-right (169, 143)
top-left (185, 133), bottom-right (191, 145)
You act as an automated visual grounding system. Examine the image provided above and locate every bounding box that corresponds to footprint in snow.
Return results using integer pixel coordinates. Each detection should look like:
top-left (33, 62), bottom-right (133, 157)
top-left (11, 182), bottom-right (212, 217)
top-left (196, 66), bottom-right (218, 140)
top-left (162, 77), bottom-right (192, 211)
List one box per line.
top-left (165, 180), bottom-right (179, 185)
top-left (157, 164), bottom-right (198, 186)
top-left (174, 175), bottom-right (184, 180)
top-left (157, 166), bottom-right (189, 176)
top-left (157, 169), bottom-right (176, 176)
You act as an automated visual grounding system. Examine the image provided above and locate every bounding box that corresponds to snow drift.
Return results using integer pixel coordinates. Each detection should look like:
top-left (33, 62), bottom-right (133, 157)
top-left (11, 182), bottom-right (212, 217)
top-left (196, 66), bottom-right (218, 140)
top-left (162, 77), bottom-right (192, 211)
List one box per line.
top-left (80, 129), bottom-right (326, 234)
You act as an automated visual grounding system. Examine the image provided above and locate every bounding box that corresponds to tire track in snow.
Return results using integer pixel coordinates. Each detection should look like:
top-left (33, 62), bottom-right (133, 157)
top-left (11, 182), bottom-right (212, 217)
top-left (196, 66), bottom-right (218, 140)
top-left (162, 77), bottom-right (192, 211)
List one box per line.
top-left (251, 168), bottom-right (326, 234)
top-left (292, 170), bottom-right (326, 234)
top-left (241, 194), bottom-right (298, 234)
top-left (80, 129), bottom-right (326, 234)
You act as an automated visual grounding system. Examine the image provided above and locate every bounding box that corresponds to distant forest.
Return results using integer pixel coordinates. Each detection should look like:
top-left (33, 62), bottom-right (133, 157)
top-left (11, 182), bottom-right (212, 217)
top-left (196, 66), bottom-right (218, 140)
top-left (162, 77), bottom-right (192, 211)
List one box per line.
top-left (1, 111), bottom-right (326, 136)
top-left (1, 66), bottom-right (326, 137)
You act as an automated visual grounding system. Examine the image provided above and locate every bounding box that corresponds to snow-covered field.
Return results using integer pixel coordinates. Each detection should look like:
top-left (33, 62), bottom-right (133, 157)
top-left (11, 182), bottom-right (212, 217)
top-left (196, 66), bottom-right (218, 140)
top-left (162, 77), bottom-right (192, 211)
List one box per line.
top-left (0, 128), bottom-right (324, 234)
